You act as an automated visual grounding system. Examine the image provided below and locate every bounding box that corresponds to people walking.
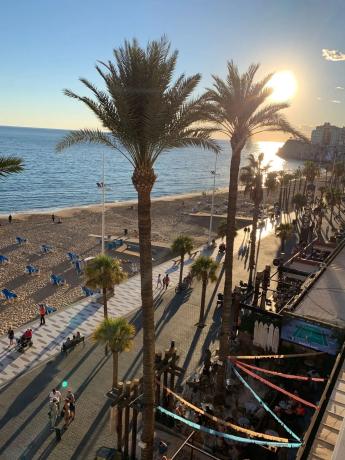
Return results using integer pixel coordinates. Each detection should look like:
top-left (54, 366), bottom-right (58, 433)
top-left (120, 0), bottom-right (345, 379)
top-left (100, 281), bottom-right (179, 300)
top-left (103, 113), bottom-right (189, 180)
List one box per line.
top-left (156, 274), bottom-right (162, 289)
top-left (62, 399), bottom-right (70, 428)
top-left (48, 398), bottom-right (59, 430)
top-left (7, 327), bottom-right (14, 346)
top-left (39, 304), bottom-right (46, 326)
top-left (51, 214), bottom-right (55, 223)
top-left (8, 214), bottom-right (12, 224)
top-left (49, 387), bottom-right (62, 411)
top-left (163, 274), bottom-right (170, 291)
top-left (66, 389), bottom-right (75, 421)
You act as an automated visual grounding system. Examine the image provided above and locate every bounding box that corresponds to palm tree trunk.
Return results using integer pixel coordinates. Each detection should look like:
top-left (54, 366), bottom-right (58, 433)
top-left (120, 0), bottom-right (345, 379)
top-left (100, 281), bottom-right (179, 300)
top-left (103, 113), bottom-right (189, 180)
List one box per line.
top-left (198, 278), bottom-right (207, 326)
top-left (217, 143), bottom-right (242, 392)
top-left (132, 167), bottom-right (156, 460)
top-left (112, 351), bottom-right (118, 389)
top-left (290, 179), bottom-right (296, 210)
top-left (179, 254), bottom-right (185, 286)
top-left (103, 287), bottom-right (108, 318)
top-left (248, 197), bottom-right (260, 288)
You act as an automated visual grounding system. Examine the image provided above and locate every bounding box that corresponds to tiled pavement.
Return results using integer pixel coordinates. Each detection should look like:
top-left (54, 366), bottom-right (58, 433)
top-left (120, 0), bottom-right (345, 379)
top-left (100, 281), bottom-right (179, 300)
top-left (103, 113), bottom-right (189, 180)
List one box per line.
top-left (0, 218), bottom-right (278, 388)
top-left (0, 242), bottom-right (222, 387)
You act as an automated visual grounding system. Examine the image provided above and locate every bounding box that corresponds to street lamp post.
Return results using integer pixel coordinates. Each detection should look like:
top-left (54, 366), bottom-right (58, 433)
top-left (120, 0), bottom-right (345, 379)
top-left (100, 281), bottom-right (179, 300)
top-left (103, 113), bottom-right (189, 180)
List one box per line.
top-left (208, 153), bottom-right (218, 245)
top-left (96, 153), bottom-right (106, 254)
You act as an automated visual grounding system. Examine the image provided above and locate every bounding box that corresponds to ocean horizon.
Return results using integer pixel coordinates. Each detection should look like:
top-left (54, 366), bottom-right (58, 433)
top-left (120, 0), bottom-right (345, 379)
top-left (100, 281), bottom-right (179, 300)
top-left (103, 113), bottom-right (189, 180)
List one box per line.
top-left (0, 125), bottom-right (302, 215)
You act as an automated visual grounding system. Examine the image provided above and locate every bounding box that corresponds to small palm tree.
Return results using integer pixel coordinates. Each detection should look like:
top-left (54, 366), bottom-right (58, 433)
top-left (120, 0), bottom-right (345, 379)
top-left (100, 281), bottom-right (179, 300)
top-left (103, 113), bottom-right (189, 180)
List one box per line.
top-left (85, 254), bottom-right (127, 318)
top-left (325, 188), bottom-right (342, 228)
top-left (0, 156), bottom-right (24, 178)
top-left (265, 171), bottom-right (278, 198)
top-left (292, 193), bottom-right (306, 216)
top-left (302, 161), bottom-right (320, 193)
top-left (239, 152), bottom-right (269, 287)
top-left (93, 318), bottom-right (135, 388)
top-left (171, 235), bottom-right (194, 287)
top-left (275, 223), bottom-right (294, 253)
top-left (191, 256), bottom-right (218, 327)
top-left (206, 62), bottom-right (305, 387)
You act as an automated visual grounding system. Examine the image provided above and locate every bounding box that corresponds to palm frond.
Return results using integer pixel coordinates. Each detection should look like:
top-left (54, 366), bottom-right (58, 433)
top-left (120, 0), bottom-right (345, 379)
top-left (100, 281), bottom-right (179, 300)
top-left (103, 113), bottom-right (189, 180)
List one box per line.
top-left (0, 156), bottom-right (24, 178)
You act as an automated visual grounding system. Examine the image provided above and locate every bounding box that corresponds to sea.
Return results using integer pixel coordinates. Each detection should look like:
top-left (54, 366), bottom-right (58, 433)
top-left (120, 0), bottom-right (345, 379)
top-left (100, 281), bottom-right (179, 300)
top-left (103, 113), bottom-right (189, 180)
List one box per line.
top-left (0, 126), bottom-right (303, 214)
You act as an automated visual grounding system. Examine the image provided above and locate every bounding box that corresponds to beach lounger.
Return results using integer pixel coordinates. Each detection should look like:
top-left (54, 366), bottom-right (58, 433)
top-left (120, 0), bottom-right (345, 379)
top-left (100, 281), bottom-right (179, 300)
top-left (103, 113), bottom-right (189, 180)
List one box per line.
top-left (41, 244), bottom-right (53, 253)
top-left (82, 286), bottom-right (94, 297)
top-left (67, 252), bottom-right (79, 262)
top-left (16, 237), bottom-right (27, 245)
top-left (0, 255), bottom-right (9, 264)
top-left (50, 274), bottom-right (65, 286)
top-left (2, 289), bottom-right (17, 300)
top-left (25, 265), bottom-right (39, 274)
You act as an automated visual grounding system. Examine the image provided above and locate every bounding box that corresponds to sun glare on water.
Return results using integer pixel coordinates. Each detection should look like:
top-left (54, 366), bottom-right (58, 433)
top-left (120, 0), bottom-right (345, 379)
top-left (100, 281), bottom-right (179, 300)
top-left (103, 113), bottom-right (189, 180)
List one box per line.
top-left (267, 70), bottom-right (297, 102)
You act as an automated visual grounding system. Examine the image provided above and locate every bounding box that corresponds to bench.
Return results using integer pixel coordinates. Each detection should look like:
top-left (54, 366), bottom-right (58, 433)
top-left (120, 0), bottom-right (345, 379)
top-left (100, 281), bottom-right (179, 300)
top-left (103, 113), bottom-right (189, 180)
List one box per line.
top-left (61, 336), bottom-right (85, 354)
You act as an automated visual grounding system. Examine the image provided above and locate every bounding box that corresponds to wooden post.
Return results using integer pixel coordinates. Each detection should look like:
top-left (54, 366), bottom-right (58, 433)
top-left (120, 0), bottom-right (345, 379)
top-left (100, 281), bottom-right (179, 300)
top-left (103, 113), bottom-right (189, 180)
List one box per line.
top-left (163, 351), bottom-right (169, 407)
top-left (253, 271), bottom-right (262, 307)
top-left (116, 382), bottom-right (124, 453)
top-left (123, 381), bottom-right (131, 459)
top-left (131, 379), bottom-right (139, 460)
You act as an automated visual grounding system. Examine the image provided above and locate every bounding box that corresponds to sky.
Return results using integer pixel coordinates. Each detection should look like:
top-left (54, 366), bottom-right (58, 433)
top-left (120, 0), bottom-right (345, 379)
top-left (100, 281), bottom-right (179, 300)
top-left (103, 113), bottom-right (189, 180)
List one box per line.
top-left (1, 0), bottom-right (345, 139)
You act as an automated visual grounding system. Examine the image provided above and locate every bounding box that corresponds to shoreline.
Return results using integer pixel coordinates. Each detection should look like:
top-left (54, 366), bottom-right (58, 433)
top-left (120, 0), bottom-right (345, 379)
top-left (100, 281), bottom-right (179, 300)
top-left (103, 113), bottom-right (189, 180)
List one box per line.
top-left (0, 187), bottom-right (229, 219)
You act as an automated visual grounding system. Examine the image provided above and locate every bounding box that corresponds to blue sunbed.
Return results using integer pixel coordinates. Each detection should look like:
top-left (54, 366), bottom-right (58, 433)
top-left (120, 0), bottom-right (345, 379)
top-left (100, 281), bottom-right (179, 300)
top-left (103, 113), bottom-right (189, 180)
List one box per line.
top-left (25, 265), bottom-right (39, 274)
top-left (41, 244), bottom-right (53, 253)
top-left (2, 289), bottom-right (17, 300)
top-left (0, 255), bottom-right (8, 264)
top-left (16, 237), bottom-right (27, 245)
top-left (50, 274), bottom-right (65, 286)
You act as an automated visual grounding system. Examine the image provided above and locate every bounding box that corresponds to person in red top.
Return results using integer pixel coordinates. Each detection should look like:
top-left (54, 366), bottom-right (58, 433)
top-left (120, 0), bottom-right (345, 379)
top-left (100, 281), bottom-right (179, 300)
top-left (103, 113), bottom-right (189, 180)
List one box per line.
top-left (39, 304), bottom-right (46, 326)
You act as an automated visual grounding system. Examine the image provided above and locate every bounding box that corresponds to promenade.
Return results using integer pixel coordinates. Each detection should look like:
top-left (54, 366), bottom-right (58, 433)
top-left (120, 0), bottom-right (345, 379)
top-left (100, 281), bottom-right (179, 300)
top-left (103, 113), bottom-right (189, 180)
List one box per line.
top-left (0, 219), bottom-right (283, 459)
top-left (0, 219), bottom-right (280, 388)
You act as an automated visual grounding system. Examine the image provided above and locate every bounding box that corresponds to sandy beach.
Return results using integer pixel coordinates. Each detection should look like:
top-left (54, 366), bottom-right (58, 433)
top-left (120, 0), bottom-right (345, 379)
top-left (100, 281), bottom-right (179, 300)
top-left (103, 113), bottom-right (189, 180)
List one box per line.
top-left (0, 188), bottom-right (278, 335)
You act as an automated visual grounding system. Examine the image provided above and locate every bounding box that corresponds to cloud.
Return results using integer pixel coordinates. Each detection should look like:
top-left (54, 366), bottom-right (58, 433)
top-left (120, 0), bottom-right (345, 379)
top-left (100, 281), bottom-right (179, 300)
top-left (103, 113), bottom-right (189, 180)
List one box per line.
top-left (331, 100), bottom-right (341, 103)
top-left (336, 86), bottom-right (344, 90)
top-left (322, 49), bottom-right (345, 61)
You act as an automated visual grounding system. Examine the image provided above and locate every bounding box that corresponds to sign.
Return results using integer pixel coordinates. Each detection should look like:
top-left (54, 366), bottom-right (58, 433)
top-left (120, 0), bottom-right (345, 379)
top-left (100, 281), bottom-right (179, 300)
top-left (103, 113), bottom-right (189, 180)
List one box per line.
top-left (281, 316), bottom-right (344, 355)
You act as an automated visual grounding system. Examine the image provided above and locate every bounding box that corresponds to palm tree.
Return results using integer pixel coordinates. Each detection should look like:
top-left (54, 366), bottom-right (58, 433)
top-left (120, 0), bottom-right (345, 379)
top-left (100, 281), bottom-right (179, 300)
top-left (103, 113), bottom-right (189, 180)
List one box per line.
top-left (325, 188), bottom-right (341, 228)
top-left (93, 318), bottom-right (135, 388)
top-left (56, 38), bottom-right (219, 459)
top-left (0, 156), bottom-right (24, 178)
top-left (284, 173), bottom-right (294, 213)
top-left (191, 256), bottom-right (218, 327)
top-left (275, 223), bottom-right (294, 253)
top-left (289, 169), bottom-right (300, 210)
top-left (265, 171), bottom-right (278, 198)
top-left (206, 62), bottom-right (305, 387)
top-left (302, 160), bottom-right (320, 193)
top-left (85, 254), bottom-right (127, 318)
top-left (171, 235), bottom-right (194, 287)
top-left (292, 193), bottom-right (306, 216)
top-left (239, 152), bottom-right (269, 287)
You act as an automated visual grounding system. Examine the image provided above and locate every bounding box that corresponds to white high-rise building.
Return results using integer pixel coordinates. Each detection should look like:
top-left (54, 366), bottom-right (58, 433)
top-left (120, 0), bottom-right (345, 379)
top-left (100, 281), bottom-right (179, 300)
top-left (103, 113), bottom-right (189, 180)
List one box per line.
top-left (311, 123), bottom-right (345, 145)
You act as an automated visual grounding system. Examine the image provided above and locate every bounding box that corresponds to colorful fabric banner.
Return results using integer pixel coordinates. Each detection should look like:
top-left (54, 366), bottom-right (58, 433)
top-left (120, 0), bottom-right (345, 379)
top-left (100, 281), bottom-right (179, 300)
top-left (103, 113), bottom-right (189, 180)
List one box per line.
top-left (157, 380), bottom-right (289, 442)
top-left (233, 361), bottom-right (318, 409)
top-left (236, 360), bottom-right (325, 382)
top-left (156, 406), bottom-right (302, 449)
top-left (229, 351), bottom-right (324, 360)
top-left (232, 367), bottom-right (301, 442)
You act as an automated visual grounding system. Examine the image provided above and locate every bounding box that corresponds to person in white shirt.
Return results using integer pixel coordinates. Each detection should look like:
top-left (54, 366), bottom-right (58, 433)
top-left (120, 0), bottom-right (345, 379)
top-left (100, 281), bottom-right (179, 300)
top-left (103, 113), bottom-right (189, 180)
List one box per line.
top-left (49, 388), bottom-right (62, 410)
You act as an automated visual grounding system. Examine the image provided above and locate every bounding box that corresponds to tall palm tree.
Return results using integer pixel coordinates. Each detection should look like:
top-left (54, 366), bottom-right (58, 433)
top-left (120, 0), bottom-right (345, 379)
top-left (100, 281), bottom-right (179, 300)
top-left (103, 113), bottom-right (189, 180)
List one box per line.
top-left (284, 173), bottom-right (294, 213)
top-left (191, 256), bottom-right (218, 326)
top-left (93, 318), bottom-right (135, 388)
top-left (56, 38), bottom-right (219, 459)
top-left (206, 62), bottom-right (305, 388)
top-left (289, 169), bottom-right (300, 209)
top-left (265, 171), bottom-right (278, 199)
top-left (239, 152), bottom-right (269, 287)
top-left (85, 254), bottom-right (127, 318)
top-left (325, 188), bottom-right (341, 228)
top-left (275, 223), bottom-right (294, 253)
top-left (0, 156), bottom-right (24, 178)
top-left (302, 160), bottom-right (320, 193)
top-left (171, 235), bottom-right (194, 287)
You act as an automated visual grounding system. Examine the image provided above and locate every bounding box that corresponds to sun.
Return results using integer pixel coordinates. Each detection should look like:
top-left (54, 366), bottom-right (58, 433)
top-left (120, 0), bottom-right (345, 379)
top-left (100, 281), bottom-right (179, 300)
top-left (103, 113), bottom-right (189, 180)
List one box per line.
top-left (267, 70), bottom-right (297, 102)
